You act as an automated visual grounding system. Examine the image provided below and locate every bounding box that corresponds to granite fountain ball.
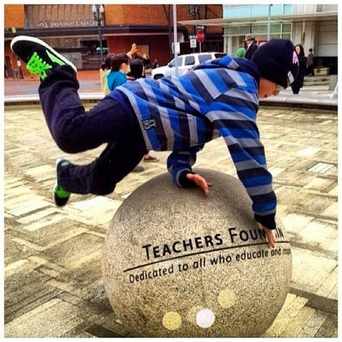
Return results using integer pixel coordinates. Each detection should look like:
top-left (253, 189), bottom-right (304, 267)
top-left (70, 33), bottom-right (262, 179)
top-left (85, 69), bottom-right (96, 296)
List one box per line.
top-left (103, 169), bottom-right (292, 337)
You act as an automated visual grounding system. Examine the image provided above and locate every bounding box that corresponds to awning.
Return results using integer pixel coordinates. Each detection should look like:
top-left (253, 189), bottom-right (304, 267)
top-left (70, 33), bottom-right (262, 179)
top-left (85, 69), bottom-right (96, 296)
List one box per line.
top-left (178, 11), bottom-right (338, 27)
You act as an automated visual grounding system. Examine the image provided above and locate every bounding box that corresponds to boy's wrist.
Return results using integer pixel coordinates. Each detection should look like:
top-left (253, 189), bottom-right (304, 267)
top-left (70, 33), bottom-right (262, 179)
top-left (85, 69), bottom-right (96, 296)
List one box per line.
top-left (177, 169), bottom-right (195, 188)
top-left (254, 213), bottom-right (276, 230)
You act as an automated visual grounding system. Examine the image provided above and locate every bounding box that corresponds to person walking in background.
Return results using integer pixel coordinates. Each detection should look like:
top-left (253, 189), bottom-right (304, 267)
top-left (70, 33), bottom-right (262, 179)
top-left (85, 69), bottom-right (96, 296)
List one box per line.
top-left (244, 36), bottom-right (258, 60)
top-left (291, 44), bottom-right (306, 95)
top-left (306, 48), bottom-right (314, 76)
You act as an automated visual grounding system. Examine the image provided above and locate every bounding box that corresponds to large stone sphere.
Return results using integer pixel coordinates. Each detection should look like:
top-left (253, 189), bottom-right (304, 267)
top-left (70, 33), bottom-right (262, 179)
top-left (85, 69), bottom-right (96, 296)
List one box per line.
top-left (103, 169), bottom-right (292, 337)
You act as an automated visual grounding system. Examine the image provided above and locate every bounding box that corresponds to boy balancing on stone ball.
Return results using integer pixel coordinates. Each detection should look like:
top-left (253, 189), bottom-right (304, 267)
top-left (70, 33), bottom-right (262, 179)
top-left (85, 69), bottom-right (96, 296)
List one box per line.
top-left (11, 36), bottom-right (299, 249)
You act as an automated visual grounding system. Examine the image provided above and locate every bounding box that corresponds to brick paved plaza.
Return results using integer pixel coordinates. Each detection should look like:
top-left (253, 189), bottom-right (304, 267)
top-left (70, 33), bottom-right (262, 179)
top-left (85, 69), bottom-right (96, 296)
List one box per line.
top-left (4, 103), bottom-right (338, 337)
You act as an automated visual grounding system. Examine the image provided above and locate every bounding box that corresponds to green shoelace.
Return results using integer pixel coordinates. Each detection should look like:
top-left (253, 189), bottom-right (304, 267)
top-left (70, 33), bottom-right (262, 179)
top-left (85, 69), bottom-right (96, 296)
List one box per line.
top-left (26, 52), bottom-right (52, 80)
top-left (55, 185), bottom-right (70, 199)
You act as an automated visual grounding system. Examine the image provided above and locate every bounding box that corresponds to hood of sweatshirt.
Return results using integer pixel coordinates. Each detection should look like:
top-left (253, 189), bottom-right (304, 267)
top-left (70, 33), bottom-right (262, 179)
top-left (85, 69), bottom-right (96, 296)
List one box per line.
top-left (193, 54), bottom-right (260, 84)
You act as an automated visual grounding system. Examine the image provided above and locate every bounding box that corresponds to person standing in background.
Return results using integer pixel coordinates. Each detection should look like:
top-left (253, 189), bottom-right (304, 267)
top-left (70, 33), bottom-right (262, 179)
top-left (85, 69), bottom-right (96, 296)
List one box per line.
top-left (291, 44), bottom-right (306, 95)
top-left (107, 53), bottom-right (130, 91)
top-left (234, 47), bottom-right (246, 58)
top-left (126, 58), bottom-right (159, 162)
top-left (244, 36), bottom-right (258, 60)
top-left (306, 48), bottom-right (314, 76)
top-left (107, 43), bottom-right (138, 91)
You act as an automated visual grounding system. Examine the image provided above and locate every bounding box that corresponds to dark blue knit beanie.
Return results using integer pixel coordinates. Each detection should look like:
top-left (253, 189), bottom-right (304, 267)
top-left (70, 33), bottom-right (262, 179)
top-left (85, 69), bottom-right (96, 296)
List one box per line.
top-left (252, 39), bottom-right (299, 88)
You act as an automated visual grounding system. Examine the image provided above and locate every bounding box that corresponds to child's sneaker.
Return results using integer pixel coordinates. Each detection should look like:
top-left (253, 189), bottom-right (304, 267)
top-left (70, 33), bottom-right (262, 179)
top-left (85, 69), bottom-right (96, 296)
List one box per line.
top-left (10, 35), bottom-right (77, 80)
top-left (53, 159), bottom-right (71, 207)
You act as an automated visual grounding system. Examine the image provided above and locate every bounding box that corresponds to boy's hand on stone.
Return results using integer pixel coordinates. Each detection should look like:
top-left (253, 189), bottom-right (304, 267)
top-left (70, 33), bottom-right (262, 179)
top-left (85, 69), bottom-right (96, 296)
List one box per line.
top-left (186, 173), bottom-right (211, 196)
top-left (257, 223), bottom-right (276, 248)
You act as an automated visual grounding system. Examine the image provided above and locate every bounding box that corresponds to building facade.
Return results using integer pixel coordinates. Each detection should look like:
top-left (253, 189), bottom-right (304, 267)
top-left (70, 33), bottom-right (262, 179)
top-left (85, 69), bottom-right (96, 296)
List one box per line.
top-left (223, 4), bottom-right (337, 73)
top-left (5, 4), bottom-right (223, 77)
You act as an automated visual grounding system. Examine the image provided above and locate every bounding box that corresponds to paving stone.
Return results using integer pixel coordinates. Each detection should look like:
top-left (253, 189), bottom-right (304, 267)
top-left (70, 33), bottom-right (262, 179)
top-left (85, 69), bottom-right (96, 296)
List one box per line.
top-left (8, 198), bottom-right (51, 217)
top-left (17, 207), bottom-right (61, 225)
top-left (291, 247), bottom-right (337, 293)
top-left (67, 196), bottom-right (122, 225)
top-left (320, 202), bottom-right (338, 219)
top-left (279, 305), bottom-right (316, 336)
top-left (42, 232), bottom-right (103, 269)
top-left (297, 309), bottom-right (328, 337)
top-left (4, 231), bottom-right (37, 267)
top-left (5, 194), bottom-right (43, 209)
top-left (5, 298), bottom-right (84, 337)
top-left (5, 186), bottom-right (31, 199)
top-left (303, 177), bottom-right (336, 192)
top-left (277, 187), bottom-right (334, 216)
top-left (5, 269), bottom-right (55, 323)
top-left (296, 146), bottom-right (320, 157)
top-left (263, 294), bottom-right (308, 337)
top-left (20, 222), bottom-right (88, 249)
top-left (281, 213), bottom-right (314, 234)
top-left (316, 267), bottom-right (338, 300)
top-left (315, 313), bottom-right (338, 337)
top-left (328, 185), bottom-right (338, 196)
top-left (299, 220), bottom-right (338, 254)
top-left (22, 214), bottom-right (67, 232)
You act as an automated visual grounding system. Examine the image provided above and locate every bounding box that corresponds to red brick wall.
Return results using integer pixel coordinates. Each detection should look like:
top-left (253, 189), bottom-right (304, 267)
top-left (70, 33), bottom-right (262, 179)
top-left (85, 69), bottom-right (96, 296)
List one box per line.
top-left (5, 5), bottom-right (25, 29)
top-left (107, 35), bottom-right (171, 65)
top-left (104, 4), bottom-right (222, 33)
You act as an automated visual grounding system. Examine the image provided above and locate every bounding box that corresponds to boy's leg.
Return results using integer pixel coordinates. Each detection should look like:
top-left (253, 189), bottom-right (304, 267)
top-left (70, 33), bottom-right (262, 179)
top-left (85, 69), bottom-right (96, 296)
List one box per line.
top-left (58, 135), bottom-right (147, 195)
top-left (38, 66), bottom-right (124, 153)
top-left (11, 36), bottom-right (126, 153)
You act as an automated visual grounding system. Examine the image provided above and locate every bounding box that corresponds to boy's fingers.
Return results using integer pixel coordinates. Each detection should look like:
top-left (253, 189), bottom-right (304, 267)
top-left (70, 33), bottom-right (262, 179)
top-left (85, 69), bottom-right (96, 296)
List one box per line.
top-left (266, 231), bottom-right (275, 248)
top-left (186, 174), bottom-right (209, 195)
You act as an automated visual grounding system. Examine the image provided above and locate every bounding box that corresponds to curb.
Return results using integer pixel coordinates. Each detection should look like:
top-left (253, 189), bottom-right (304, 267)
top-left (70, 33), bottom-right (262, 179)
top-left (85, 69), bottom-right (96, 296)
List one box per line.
top-left (5, 95), bottom-right (337, 111)
top-left (290, 285), bottom-right (337, 315)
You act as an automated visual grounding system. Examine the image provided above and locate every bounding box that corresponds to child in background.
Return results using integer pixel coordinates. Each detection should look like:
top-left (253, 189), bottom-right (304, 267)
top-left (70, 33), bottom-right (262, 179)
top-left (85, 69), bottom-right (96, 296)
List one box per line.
top-left (100, 54), bottom-right (113, 95)
top-left (107, 43), bottom-right (138, 91)
top-left (107, 53), bottom-right (129, 91)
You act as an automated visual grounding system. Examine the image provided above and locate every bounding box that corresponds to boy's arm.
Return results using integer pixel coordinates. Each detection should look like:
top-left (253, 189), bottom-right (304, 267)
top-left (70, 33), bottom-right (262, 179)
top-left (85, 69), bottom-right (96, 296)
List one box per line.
top-left (167, 145), bottom-right (204, 188)
top-left (207, 110), bottom-right (277, 230)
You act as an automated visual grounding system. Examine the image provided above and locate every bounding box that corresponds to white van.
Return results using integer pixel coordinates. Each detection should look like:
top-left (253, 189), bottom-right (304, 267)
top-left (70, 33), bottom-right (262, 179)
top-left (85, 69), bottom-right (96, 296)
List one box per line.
top-left (151, 52), bottom-right (226, 79)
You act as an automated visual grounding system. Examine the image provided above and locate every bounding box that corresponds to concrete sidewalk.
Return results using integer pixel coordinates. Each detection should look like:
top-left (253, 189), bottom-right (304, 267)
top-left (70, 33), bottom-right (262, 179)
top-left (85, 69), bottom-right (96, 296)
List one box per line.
top-left (4, 103), bottom-right (337, 337)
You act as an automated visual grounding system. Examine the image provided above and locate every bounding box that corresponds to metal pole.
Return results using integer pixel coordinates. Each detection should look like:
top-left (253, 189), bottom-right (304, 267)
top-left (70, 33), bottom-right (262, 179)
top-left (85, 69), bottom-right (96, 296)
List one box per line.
top-left (98, 9), bottom-right (104, 63)
top-left (172, 3), bottom-right (178, 77)
top-left (267, 4), bottom-right (272, 41)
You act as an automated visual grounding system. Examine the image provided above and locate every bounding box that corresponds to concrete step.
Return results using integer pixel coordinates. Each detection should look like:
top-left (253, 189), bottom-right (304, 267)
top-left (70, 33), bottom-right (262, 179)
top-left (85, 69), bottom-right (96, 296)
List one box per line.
top-left (303, 75), bottom-right (331, 85)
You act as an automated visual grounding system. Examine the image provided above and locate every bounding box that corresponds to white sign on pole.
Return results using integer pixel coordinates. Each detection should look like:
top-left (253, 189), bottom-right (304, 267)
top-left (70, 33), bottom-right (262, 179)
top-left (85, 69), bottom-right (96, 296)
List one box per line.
top-left (190, 38), bottom-right (197, 49)
top-left (172, 42), bottom-right (181, 55)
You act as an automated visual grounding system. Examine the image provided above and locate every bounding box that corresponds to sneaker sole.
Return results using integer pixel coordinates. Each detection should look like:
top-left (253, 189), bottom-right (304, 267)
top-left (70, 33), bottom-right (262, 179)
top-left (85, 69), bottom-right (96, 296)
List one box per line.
top-left (10, 35), bottom-right (77, 73)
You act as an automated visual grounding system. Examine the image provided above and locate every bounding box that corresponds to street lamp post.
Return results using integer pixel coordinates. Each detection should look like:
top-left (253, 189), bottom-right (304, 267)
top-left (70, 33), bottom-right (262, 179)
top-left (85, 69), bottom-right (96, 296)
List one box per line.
top-left (172, 4), bottom-right (179, 77)
top-left (92, 4), bottom-right (105, 63)
top-left (267, 4), bottom-right (273, 41)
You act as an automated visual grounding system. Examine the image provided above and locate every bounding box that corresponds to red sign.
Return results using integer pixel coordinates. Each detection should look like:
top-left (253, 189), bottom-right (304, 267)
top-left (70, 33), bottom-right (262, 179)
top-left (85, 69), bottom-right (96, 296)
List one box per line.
top-left (196, 31), bottom-right (205, 43)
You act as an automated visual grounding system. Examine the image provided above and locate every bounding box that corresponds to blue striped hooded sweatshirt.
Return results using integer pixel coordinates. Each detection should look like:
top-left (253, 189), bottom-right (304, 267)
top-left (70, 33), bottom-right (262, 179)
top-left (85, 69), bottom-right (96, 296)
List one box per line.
top-left (111, 55), bottom-right (277, 229)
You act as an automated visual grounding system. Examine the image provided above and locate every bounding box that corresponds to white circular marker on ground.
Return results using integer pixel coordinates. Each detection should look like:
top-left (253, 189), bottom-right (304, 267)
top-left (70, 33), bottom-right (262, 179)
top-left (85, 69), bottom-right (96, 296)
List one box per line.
top-left (196, 308), bottom-right (215, 328)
